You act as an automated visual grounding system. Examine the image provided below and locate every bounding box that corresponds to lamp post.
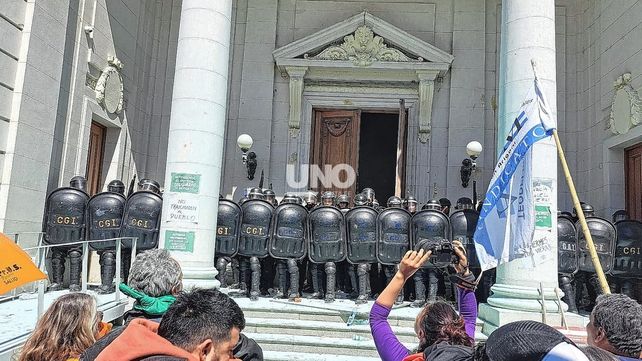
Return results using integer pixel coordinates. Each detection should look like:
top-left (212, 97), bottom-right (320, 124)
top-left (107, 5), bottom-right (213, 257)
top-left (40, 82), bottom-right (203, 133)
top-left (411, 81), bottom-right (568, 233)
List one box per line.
top-left (460, 141), bottom-right (483, 188)
top-left (237, 134), bottom-right (256, 180)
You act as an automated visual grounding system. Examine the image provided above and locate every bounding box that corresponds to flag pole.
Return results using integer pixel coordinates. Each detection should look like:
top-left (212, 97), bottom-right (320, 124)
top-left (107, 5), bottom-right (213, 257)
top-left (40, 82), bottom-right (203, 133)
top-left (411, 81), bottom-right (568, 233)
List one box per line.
top-left (530, 59), bottom-right (610, 294)
top-left (552, 130), bottom-right (610, 294)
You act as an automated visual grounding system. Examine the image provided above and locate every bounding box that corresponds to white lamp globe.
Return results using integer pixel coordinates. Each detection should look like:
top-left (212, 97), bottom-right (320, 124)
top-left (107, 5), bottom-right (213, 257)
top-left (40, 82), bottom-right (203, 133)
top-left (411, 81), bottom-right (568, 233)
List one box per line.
top-left (237, 134), bottom-right (253, 152)
top-left (466, 141), bottom-right (483, 158)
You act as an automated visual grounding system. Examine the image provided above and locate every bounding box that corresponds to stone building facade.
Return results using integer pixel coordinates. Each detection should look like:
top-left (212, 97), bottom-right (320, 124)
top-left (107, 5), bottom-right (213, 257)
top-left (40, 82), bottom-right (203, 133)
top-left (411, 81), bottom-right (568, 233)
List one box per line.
top-left (1, 0), bottom-right (642, 238)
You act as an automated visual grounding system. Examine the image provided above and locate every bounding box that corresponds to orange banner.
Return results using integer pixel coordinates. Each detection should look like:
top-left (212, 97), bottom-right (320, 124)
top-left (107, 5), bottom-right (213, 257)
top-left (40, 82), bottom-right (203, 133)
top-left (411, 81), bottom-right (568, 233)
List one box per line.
top-left (0, 233), bottom-right (46, 294)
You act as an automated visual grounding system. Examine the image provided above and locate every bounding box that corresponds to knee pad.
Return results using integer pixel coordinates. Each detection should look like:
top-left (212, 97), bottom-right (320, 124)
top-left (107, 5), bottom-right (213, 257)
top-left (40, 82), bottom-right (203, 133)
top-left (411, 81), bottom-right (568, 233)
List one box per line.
top-left (250, 257), bottom-right (261, 272)
top-left (325, 262), bottom-right (336, 275)
top-left (357, 263), bottom-right (368, 276)
top-left (68, 249), bottom-right (82, 260)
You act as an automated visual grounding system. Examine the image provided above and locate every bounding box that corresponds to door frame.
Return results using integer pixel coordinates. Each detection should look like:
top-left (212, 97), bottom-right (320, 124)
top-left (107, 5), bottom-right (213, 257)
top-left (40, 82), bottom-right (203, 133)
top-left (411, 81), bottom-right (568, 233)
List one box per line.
top-left (86, 121), bottom-right (106, 195)
top-left (624, 143), bottom-right (642, 220)
top-left (310, 107), bottom-right (408, 197)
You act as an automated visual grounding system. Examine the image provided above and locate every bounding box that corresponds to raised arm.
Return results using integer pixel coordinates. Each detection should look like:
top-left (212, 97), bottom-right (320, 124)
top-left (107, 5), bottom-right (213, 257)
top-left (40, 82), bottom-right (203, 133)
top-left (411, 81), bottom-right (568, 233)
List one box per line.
top-left (452, 240), bottom-right (478, 341)
top-left (370, 250), bottom-right (430, 361)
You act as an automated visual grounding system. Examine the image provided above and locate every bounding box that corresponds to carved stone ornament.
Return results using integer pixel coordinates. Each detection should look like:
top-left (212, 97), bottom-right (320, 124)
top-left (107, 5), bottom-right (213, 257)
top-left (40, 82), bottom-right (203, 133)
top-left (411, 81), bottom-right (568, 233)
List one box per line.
top-left (307, 25), bottom-right (423, 67)
top-left (608, 73), bottom-right (642, 135)
top-left (95, 55), bottom-right (124, 114)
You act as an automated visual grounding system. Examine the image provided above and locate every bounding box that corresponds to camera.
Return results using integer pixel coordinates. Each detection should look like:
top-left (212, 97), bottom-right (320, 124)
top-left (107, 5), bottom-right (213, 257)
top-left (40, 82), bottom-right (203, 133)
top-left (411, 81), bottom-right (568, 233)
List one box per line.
top-left (414, 238), bottom-right (459, 268)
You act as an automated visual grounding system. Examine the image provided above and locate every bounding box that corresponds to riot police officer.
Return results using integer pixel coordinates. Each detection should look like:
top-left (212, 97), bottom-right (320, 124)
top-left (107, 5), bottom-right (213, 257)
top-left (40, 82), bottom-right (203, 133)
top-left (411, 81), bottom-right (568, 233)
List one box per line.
top-left (44, 176), bottom-right (89, 291)
top-left (303, 191), bottom-right (318, 211)
top-left (309, 191), bottom-right (337, 299)
top-left (237, 188), bottom-right (273, 300)
top-left (346, 193), bottom-right (370, 298)
top-left (272, 193), bottom-right (308, 300)
top-left (87, 180), bottom-right (126, 294)
top-left (337, 194), bottom-right (350, 212)
top-left (404, 196), bottom-right (418, 214)
top-left (382, 196), bottom-right (405, 304)
top-left (264, 189), bottom-right (278, 207)
top-left (362, 188), bottom-right (375, 206)
top-left (412, 199), bottom-right (447, 307)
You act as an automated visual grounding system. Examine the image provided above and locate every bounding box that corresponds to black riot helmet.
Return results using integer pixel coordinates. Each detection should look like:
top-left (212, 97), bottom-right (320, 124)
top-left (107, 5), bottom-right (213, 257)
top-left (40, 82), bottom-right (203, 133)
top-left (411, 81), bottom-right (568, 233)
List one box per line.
top-left (337, 194), bottom-right (350, 209)
top-left (612, 209), bottom-right (629, 223)
top-left (303, 191), bottom-right (318, 210)
top-left (69, 176), bottom-right (87, 192)
top-left (107, 180), bottom-right (125, 195)
top-left (281, 193), bottom-right (300, 204)
top-left (139, 179), bottom-right (161, 194)
top-left (362, 188), bottom-right (375, 203)
top-left (422, 199), bottom-right (442, 211)
top-left (354, 193), bottom-right (368, 206)
top-left (405, 195), bottom-right (418, 213)
top-left (573, 202), bottom-right (594, 218)
top-left (321, 191), bottom-right (336, 206)
top-left (247, 187), bottom-right (265, 200)
top-left (386, 196), bottom-right (402, 208)
top-left (238, 196), bottom-right (249, 205)
top-left (263, 189), bottom-right (276, 201)
top-left (456, 197), bottom-right (473, 210)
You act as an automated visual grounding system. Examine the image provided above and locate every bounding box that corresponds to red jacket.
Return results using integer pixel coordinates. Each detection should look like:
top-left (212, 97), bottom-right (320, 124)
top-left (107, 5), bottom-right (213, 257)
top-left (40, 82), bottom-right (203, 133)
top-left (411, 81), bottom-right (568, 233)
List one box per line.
top-left (95, 318), bottom-right (198, 361)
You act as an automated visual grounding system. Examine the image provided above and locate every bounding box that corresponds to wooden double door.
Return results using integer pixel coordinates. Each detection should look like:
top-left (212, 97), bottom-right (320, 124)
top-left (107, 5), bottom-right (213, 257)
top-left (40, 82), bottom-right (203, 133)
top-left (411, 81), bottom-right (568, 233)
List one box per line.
top-left (625, 143), bottom-right (642, 220)
top-left (310, 108), bottom-right (407, 203)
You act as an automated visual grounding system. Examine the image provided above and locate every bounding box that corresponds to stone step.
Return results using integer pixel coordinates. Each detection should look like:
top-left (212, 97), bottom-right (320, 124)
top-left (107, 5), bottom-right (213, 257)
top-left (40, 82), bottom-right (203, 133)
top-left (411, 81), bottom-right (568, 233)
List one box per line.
top-left (263, 350), bottom-right (381, 361)
top-left (245, 317), bottom-right (417, 342)
top-left (244, 332), bottom-right (417, 357)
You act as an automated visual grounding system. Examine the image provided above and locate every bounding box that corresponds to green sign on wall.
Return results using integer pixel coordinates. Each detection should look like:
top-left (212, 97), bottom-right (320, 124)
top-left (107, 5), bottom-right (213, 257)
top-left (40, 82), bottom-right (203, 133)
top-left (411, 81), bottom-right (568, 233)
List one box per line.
top-left (170, 173), bottom-right (201, 194)
top-left (164, 230), bottom-right (195, 252)
top-left (535, 205), bottom-right (552, 228)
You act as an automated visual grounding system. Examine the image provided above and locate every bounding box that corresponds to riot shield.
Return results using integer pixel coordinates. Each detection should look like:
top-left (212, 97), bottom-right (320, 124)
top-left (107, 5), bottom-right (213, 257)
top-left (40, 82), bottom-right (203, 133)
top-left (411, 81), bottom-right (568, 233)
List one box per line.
top-left (558, 214), bottom-right (579, 275)
top-left (238, 199), bottom-right (273, 258)
top-left (613, 220), bottom-right (642, 278)
top-left (44, 187), bottom-right (89, 246)
top-left (269, 203), bottom-right (308, 260)
top-left (215, 199), bottom-right (242, 258)
top-left (120, 190), bottom-right (163, 250)
top-left (450, 209), bottom-right (479, 269)
top-left (345, 206), bottom-right (378, 264)
top-left (577, 217), bottom-right (616, 274)
top-left (87, 191), bottom-right (126, 251)
top-left (410, 209), bottom-right (452, 268)
top-left (308, 206), bottom-right (346, 263)
top-left (376, 208), bottom-right (411, 265)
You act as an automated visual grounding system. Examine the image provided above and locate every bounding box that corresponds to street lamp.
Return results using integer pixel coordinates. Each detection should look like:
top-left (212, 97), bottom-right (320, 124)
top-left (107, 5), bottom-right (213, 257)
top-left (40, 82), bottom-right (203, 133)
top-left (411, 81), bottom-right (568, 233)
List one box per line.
top-left (237, 134), bottom-right (256, 180)
top-left (460, 141), bottom-right (482, 188)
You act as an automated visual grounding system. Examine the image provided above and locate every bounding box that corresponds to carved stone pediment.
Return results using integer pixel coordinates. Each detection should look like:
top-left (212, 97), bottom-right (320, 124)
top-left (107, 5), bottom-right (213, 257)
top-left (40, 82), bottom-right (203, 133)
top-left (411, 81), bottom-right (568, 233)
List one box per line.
top-left (273, 11), bottom-right (453, 142)
top-left (608, 73), bottom-right (641, 135)
top-left (305, 25), bottom-right (422, 67)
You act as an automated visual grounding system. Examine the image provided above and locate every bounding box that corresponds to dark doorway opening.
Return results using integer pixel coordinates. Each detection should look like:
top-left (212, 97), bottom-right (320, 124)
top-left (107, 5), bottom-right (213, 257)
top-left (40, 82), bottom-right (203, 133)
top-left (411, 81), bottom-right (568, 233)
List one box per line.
top-left (357, 112), bottom-right (400, 203)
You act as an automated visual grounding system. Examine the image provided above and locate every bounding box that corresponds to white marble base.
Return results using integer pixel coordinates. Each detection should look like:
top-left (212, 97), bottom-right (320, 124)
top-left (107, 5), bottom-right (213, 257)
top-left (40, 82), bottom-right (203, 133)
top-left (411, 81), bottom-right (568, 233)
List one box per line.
top-left (479, 302), bottom-right (588, 335)
top-left (181, 266), bottom-right (220, 289)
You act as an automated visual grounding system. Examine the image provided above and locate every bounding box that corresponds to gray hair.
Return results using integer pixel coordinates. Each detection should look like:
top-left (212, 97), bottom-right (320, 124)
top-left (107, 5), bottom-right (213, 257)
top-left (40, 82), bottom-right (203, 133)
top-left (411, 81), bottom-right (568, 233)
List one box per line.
top-left (127, 249), bottom-right (182, 297)
top-left (593, 294), bottom-right (642, 358)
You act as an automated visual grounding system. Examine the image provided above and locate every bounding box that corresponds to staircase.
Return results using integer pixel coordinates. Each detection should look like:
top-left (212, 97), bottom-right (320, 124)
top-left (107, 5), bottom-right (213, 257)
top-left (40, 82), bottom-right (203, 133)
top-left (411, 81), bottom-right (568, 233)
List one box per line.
top-left (229, 295), bottom-right (487, 361)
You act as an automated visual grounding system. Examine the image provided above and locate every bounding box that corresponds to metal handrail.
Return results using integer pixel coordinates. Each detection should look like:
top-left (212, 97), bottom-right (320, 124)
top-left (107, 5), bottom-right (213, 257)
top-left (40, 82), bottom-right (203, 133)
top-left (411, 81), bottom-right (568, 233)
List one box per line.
top-left (3, 236), bottom-right (138, 318)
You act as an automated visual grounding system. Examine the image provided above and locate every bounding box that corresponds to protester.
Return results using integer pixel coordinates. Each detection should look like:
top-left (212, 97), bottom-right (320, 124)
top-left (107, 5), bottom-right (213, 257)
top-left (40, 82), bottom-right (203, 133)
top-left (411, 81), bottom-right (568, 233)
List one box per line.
top-left (95, 288), bottom-right (244, 361)
top-left (122, 248), bottom-right (183, 321)
top-left (370, 240), bottom-right (477, 361)
top-left (82, 249), bottom-right (263, 361)
top-left (479, 320), bottom-right (589, 361)
top-left (587, 294), bottom-right (642, 360)
top-left (18, 293), bottom-right (111, 361)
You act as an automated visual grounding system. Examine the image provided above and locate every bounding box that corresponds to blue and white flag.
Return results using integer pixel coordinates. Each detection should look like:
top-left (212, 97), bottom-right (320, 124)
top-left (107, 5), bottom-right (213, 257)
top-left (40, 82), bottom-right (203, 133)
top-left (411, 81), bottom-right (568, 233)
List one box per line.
top-left (473, 78), bottom-right (557, 271)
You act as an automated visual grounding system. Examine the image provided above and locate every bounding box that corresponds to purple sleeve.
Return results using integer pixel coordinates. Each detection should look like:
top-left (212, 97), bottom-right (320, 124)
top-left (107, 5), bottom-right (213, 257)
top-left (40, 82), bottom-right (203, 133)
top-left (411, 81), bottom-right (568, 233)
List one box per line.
top-left (369, 302), bottom-right (410, 361)
top-left (456, 287), bottom-right (477, 341)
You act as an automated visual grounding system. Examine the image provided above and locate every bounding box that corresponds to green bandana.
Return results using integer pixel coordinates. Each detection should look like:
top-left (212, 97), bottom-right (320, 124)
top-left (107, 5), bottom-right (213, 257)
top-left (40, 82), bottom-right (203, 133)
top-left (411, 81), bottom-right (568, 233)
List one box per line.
top-left (119, 283), bottom-right (176, 316)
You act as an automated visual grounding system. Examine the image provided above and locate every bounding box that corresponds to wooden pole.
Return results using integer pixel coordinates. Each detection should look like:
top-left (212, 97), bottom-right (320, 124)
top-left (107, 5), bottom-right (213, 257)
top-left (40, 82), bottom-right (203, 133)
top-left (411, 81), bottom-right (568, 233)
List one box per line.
top-left (552, 130), bottom-right (610, 294)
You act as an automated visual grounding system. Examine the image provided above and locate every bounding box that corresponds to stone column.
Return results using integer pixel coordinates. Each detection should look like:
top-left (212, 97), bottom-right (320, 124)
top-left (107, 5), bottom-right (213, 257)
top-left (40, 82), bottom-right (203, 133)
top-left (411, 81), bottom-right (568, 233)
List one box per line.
top-left (159, 1), bottom-right (233, 288)
top-left (479, 0), bottom-right (576, 333)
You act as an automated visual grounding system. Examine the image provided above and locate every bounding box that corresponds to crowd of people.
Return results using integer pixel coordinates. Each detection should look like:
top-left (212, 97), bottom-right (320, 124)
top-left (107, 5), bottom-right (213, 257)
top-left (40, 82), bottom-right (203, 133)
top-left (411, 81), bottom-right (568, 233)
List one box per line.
top-left (16, 243), bottom-right (641, 360)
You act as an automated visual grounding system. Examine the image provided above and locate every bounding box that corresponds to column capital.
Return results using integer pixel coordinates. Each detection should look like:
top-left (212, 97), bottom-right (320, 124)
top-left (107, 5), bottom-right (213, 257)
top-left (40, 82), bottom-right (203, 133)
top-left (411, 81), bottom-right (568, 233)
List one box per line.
top-left (285, 66), bottom-right (308, 79)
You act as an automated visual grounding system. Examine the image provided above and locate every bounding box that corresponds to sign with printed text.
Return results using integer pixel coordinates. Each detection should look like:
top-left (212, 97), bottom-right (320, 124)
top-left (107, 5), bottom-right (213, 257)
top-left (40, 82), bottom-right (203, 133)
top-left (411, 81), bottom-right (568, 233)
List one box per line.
top-left (170, 173), bottom-right (201, 194)
top-left (164, 230), bottom-right (195, 253)
top-left (0, 233), bottom-right (46, 293)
